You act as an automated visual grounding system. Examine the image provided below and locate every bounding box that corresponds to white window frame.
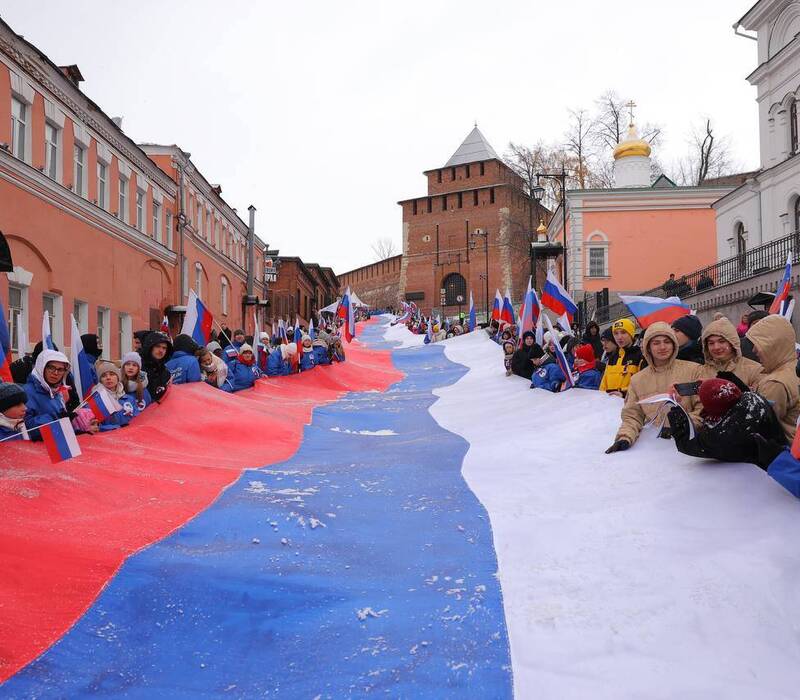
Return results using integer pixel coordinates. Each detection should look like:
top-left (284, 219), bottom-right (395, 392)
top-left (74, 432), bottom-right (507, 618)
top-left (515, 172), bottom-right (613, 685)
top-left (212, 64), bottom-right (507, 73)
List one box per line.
top-left (8, 283), bottom-right (27, 355)
top-left (96, 306), bottom-right (110, 359)
top-left (195, 262), bottom-right (203, 299)
top-left (73, 299), bottom-right (89, 334)
top-left (587, 247), bottom-right (607, 278)
top-left (42, 292), bottom-right (64, 348)
top-left (118, 175), bottom-right (129, 223)
top-left (221, 277), bottom-right (229, 316)
top-left (97, 162), bottom-right (108, 210)
top-left (136, 189), bottom-right (145, 232)
top-left (166, 211), bottom-right (173, 249)
top-left (44, 122), bottom-right (60, 182)
top-left (152, 200), bottom-right (161, 242)
top-left (196, 202), bottom-right (203, 237)
top-left (10, 97), bottom-right (28, 162)
top-left (118, 312), bottom-right (132, 357)
top-left (73, 144), bottom-right (86, 197)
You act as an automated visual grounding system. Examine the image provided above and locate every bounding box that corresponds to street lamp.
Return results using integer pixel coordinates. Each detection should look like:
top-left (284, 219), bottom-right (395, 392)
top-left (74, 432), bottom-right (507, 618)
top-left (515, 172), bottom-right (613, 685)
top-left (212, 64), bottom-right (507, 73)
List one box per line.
top-left (469, 229), bottom-right (489, 324)
top-left (532, 169), bottom-right (569, 291)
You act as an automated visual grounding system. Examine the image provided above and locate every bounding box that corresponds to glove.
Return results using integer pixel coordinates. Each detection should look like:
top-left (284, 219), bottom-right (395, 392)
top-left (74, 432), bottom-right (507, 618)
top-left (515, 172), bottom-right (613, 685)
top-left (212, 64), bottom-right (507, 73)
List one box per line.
top-left (71, 407), bottom-right (96, 433)
top-left (658, 426), bottom-right (672, 440)
top-left (716, 371), bottom-right (750, 393)
top-left (667, 406), bottom-right (689, 441)
top-left (753, 434), bottom-right (787, 470)
top-left (605, 439), bottom-right (630, 454)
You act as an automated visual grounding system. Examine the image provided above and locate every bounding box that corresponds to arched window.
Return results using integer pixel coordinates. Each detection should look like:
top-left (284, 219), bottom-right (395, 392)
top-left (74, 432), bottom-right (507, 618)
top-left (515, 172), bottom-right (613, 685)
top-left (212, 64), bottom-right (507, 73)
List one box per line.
top-left (195, 262), bottom-right (203, 299)
top-left (795, 197), bottom-right (800, 234)
top-left (442, 272), bottom-right (467, 307)
top-left (221, 277), bottom-right (229, 316)
top-left (791, 99), bottom-right (798, 155)
top-left (736, 222), bottom-right (747, 260)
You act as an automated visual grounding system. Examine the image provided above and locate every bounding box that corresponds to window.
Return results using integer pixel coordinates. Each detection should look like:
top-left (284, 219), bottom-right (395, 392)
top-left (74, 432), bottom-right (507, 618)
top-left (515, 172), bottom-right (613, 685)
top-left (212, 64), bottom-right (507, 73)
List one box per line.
top-left (465, 164), bottom-right (471, 178)
top-left (8, 285), bottom-right (24, 353)
top-left (97, 163), bottom-right (107, 210)
top-left (152, 201), bottom-right (161, 241)
top-left (412, 200), bottom-right (418, 215)
top-left (479, 162), bottom-right (485, 176)
top-left (442, 273), bottom-right (467, 307)
top-left (73, 299), bottom-right (88, 333)
top-left (221, 277), bottom-right (229, 315)
top-left (73, 145), bottom-right (85, 197)
top-left (450, 167), bottom-right (456, 181)
top-left (473, 190), bottom-right (479, 206)
top-left (196, 203), bottom-right (203, 237)
top-left (489, 188), bottom-right (495, 204)
top-left (437, 170), bottom-right (442, 184)
top-left (457, 192), bottom-right (463, 209)
top-left (42, 293), bottom-right (63, 348)
top-left (588, 248), bottom-right (606, 277)
top-left (136, 190), bottom-right (144, 231)
top-left (792, 100), bottom-right (799, 155)
top-left (118, 176), bottom-right (128, 222)
top-left (166, 211), bottom-right (173, 249)
top-left (441, 195), bottom-right (447, 212)
top-left (736, 222), bottom-right (746, 256)
top-left (45, 123), bottom-right (59, 180)
top-left (195, 262), bottom-right (203, 299)
top-left (118, 312), bottom-right (132, 356)
top-left (427, 197), bottom-right (432, 213)
top-left (795, 197), bottom-right (800, 233)
top-left (11, 98), bottom-right (26, 159)
top-left (96, 307), bottom-right (110, 359)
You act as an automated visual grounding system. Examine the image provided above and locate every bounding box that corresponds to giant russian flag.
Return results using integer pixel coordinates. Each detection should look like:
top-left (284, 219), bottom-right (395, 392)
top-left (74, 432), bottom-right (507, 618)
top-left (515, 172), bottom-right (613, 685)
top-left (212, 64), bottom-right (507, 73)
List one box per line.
top-left (39, 417), bottom-right (82, 464)
top-left (501, 289), bottom-right (516, 325)
top-left (491, 290), bottom-right (503, 322)
top-left (337, 287), bottom-right (356, 343)
top-left (619, 295), bottom-right (692, 328)
top-left (69, 314), bottom-right (96, 400)
top-left (0, 293), bottom-right (12, 381)
top-left (541, 272), bottom-right (578, 323)
top-left (181, 289), bottom-right (214, 346)
top-left (769, 254), bottom-right (792, 315)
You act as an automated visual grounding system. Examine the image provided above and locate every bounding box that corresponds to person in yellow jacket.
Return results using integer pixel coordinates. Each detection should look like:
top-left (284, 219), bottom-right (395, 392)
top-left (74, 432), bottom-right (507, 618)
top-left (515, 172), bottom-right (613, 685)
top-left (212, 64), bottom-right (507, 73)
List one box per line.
top-left (699, 316), bottom-right (763, 387)
top-left (745, 315), bottom-right (800, 442)
top-left (599, 318), bottom-right (643, 397)
top-left (606, 322), bottom-right (703, 453)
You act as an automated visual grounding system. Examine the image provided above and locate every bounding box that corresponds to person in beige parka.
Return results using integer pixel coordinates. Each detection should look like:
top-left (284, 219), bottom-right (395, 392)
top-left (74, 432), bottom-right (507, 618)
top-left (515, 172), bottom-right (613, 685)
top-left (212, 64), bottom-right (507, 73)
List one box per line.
top-left (745, 315), bottom-right (800, 442)
top-left (606, 322), bottom-right (703, 453)
top-left (699, 316), bottom-right (763, 387)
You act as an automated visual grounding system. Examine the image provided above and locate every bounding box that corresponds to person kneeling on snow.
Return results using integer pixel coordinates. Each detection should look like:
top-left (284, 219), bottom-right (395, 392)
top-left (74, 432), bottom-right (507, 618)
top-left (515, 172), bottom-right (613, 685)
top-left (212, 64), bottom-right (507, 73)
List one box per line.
top-left (666, 378), bottom-right (785, 468)
top-left (511, 331), bottom-right (544, 380)
top-left (502, 340), bottom-right (516, 376)
top-left (530, 334), bottom-right (573, 392)
top-left (606, 323), bottom-right (702, 454)
top-left (573, 343), bottom-right (602, 390)
top-left (299, 335), bottom-right (317, 371)
top-left (165, 334), bottom-right (202, 384)
top-left (225, 344), bottom-right (262, 391)
top-left (0, 383), bottom-right (29, 441)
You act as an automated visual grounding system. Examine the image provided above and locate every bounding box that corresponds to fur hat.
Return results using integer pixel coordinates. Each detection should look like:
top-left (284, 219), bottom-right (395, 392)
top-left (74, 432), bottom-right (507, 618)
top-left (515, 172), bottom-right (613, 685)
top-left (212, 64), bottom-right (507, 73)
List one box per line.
top-left (238, 343), bottom-right (254, 354)
top-left (698, 379), bottom-right (741, 418)
top-left (611, 318), bottom-right (635, 340)
top-left (0, 383), bottom-right (27, 412)
top-left (671, 314), bottom-right (702, 342)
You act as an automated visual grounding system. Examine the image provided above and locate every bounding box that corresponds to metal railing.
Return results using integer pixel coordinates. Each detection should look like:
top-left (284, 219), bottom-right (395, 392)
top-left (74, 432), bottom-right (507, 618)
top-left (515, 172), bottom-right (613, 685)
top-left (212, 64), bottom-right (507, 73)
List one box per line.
top-left (591, 231), bottom-right (800, 325)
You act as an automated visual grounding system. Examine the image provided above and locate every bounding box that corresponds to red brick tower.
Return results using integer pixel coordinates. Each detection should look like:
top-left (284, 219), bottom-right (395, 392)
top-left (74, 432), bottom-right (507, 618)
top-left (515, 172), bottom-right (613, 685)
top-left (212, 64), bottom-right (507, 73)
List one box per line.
top-left (398, 127), bottom-right (534, 319)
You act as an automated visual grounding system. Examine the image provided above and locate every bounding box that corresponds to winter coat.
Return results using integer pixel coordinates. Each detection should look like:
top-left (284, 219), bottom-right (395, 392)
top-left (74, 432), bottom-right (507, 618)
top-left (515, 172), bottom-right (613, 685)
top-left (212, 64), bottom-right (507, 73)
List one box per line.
top-left (698, 317), bottom-right (763, 387)
top-left (575, 368), bottom-right (602, 390)
top-left (226, 360), bottom-right (262, 391)
top-left (222, 343), bottom-right (242, 366)
top-left (614, 323), bottom-right (703, 446)
top-left (599, 345), bottom-right (643, 395)
top-left (266, 348), bottom-right (292, 376)
top-left (200, 353), bottom-right (229, 389)
top-left (142, 332), bottom-right (173, 403)
top-left (313, 342), bottom-right (331, 366)
top-left (165, 351), bottom-right (202, 385)
top-left (668, 391), bottom-right (785, 467)
top-left (23, 349), bottom-right (72, 437)
top-left (746, 315), bottom-right (800, 442)
top-left (766, 450), bottom-right (800, 498)
top-left (581, 329), bottom-right (603, 360)
top-left (0, 413), bottom-right (26, 441)
top-left (511, 336), bottom-right (544, 380)
top-left (676, 339), bottom-right (705, 365)
top-left (300, 348), bottom-right (317, 371)
top-left (530, 354), bottom-right (572, 392)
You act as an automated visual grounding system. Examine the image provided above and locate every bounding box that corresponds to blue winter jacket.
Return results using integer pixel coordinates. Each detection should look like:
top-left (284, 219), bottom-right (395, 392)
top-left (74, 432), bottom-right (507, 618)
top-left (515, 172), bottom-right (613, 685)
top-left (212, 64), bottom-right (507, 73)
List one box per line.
top-left (226, 361), bottom-right (262, 391)
top-left (767, 450), bottom-right (800, 499)
top-left (266, 348), bottom-right (292, 377)
top-left (24, 374), bottom-right (69, 437)
top-left (300, 349), bottom-right (316, 371)
top-left (313, 345), bottom-right (330, 366)
top-left (0, 422), bottom-right (26, 441)
top-left (165, 351), bottom-right (202, 385)
top-left (575, 368), bottom-right (602, 390)
top-left (222, 343), bottom-right (243, 367)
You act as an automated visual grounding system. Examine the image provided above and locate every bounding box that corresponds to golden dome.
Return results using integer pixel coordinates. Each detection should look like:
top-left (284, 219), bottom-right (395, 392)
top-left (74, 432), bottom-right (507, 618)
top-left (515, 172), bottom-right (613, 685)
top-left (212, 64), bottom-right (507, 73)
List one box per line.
top-left (536, 220), bottom-right (547, 235)
top-left (613, 123), bottom-right (652, 161)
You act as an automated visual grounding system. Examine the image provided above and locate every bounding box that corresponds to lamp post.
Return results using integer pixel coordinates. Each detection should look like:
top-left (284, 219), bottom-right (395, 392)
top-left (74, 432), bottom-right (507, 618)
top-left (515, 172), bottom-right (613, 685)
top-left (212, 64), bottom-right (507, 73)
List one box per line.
top-left (532, 168), bottom-right (568, 290)
top-left (469, 229), bottom-right (489, 323)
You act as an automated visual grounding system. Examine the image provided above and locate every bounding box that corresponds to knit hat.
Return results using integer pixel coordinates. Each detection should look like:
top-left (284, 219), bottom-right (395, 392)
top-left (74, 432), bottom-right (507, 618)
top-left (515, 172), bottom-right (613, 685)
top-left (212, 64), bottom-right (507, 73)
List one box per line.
top-left (671, 314), bottom-right (702, 342)
top-left (0, 383), bottom-right (27, 412)
top-left (574, 343), bottom-right (596, 371)
top-left (503, 340), bottom-right (515, 353)
top-left (698, 379), bottom-right (741, 418)
top-left (600, 327), bottom-right (615, 343)
top-left (121, 351), bottom-right (142, 369)
top-left (97, 361), bottom-right (121, 381)
top-left (173, 334), bottom-right (199, 355)
top-left (233, 329), bottom-right (245, 337)
top-left (206, 341), bottom-right (222, 353)
top-left (611, 318), bottom-right (635, 340)
top-left (239, 343), bottom-right (254, 354)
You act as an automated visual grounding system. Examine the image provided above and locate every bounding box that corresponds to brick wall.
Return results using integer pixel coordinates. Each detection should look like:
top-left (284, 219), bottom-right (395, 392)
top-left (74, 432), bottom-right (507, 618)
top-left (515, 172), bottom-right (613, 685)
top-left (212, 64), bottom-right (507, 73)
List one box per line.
top-left (338, 255), bottom-right (402, 309)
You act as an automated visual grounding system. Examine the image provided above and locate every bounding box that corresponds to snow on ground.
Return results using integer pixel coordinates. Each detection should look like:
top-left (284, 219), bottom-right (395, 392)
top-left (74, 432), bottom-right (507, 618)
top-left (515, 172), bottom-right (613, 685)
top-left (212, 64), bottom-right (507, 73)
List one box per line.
top-left (424, 328), bottom-right (800, 699)
top-left (381, 316), bottom-right (427, 348)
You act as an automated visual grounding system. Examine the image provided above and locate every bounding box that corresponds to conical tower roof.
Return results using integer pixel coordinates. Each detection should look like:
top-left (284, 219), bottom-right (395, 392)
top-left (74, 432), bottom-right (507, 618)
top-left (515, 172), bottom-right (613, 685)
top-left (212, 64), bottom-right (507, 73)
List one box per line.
top-left (444, 126), bottom-right (499, 167)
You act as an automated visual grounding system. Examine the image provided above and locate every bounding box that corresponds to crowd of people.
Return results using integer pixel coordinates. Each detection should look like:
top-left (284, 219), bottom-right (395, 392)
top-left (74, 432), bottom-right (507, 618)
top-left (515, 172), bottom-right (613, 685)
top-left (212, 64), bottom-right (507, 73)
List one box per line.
top-left (398, 306), bottom-right (800, 497)
top-left (0, 319), bottom-right (349, 444)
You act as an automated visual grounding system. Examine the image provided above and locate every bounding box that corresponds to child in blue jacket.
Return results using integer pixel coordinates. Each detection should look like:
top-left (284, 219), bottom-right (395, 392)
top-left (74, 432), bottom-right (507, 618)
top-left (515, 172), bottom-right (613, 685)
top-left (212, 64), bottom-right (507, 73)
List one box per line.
top-left (96, 361), bottom-right (134, 431)
top-left (312, 339), bottom-right (331, 366)
top-left (0, 383), bottom-right (29, 441)
top-left (573, 343), bottom-right (602, 390)
top-left (530, 332), bottom-right (573, 392)
top-left (299, 335), bottom-right (316, 371)
top-left (165, 334), bottom-right (202, 384)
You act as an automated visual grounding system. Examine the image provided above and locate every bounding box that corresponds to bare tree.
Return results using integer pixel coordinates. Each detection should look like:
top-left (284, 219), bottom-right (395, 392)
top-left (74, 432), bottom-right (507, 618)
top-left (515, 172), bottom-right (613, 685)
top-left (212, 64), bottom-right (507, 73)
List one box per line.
top-left (674, 118), bottom-right (736, 185)
top-left (564, 108), bottom-right (594, 188)
top-left (371, 237), bottom-right (397, 261)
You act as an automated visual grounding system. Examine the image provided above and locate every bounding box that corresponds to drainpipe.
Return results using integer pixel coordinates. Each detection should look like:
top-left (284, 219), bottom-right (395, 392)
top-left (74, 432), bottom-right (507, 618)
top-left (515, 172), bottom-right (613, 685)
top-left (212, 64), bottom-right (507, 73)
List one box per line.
top-left (177, 161), bottom-right (187, 304)
top-left (247, 205), bottom-right (256, 297)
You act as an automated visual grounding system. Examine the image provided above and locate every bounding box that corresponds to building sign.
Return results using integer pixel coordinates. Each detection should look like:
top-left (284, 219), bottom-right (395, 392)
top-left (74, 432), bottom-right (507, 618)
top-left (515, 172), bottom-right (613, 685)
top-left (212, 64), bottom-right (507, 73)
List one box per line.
top-left (264, 257), bottom-right (277, 283)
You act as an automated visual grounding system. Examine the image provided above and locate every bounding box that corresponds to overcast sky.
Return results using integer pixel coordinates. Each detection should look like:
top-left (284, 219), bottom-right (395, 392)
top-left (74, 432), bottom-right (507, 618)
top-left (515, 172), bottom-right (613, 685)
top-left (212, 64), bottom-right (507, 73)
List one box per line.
top-left (2, 1), bottom-right (760, 274)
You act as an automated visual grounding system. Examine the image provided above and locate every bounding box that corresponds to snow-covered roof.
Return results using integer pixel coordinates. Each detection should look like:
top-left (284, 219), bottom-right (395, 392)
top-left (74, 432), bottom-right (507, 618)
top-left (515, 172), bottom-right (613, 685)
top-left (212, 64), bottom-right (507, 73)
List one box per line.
top-left (444, 126), bottom-right (499, 167)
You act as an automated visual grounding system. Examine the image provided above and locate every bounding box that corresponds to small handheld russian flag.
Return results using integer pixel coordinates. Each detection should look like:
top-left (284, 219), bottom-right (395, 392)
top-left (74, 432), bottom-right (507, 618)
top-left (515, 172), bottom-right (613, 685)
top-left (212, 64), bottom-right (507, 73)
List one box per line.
top-left (491, 290), bottom-right (503, 322)
top-left (160, 315), bottom-right (171, 340)
top-left (468, 291), bottom-right (476, 332)
top-left (337, 287), bottom-right (356, 343)
top-left (541, 272), bottom-right (578, 323)
top-left (39, 417), bottom-right (82, 464)
top-left (86, 385), bottom-right (122, 423)
top-left (769, 253), bottom-right (793, 315)
top-left (619, 295), bottom-right (692, 329)
top-left (501, 289), bottom-right (516, 325)
top-left (69, 314), bottom-right (96, 400)
top-left (180, 289), bottom-right (214, 346)
top-left (542, 314), bottom-right (575, 390)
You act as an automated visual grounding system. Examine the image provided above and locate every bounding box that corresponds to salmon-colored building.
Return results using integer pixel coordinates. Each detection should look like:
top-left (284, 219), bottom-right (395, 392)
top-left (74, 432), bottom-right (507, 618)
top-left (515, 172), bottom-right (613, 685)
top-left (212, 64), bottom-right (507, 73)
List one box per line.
top-left (546, 122), bottom-right (736, 319)
top-left (0, 19), bottom-right (269, 361)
